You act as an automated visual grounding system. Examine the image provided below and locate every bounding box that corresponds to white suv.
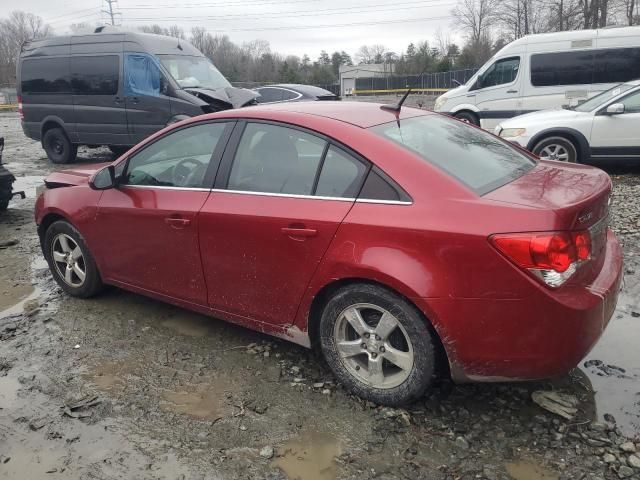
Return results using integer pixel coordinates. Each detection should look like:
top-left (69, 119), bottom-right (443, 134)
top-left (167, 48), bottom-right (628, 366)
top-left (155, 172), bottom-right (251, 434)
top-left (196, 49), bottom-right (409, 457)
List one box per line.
top-left (495, 80), bottom-right (640, 163)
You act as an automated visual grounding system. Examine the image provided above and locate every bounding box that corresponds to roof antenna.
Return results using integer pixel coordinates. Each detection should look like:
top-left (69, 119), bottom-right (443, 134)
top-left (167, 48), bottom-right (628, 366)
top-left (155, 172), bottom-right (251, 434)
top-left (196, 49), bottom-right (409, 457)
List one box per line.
top-left (380, 66), bottom-right (429, 113)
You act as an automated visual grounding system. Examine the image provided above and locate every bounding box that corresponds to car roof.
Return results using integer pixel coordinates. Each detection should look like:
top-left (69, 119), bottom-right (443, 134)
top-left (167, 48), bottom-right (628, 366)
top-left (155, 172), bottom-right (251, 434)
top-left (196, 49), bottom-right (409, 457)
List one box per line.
top-left (266, 84), bottom-right (337, 97)
top-left (215, 101), bottom-right (429, 128)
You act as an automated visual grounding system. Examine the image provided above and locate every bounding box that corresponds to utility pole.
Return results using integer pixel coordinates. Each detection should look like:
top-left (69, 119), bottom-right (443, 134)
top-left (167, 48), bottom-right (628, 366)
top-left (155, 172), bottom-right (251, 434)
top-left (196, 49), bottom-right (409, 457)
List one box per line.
top-left (102, 0), bottom-right (118, 26)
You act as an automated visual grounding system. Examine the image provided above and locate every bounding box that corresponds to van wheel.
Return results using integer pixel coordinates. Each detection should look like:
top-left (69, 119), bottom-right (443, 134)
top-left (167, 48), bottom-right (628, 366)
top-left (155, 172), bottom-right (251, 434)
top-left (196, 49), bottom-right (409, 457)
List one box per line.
top-left (108, 145), bottom-right (131, 157)
top-left (454, 111), bottom-right (480, 126)
top-left (319, 283), bottom-right (436, 406)
top-left (532, 136), bottom-right (578, 163)
top-left (43, 128), bottom-right (77, 164)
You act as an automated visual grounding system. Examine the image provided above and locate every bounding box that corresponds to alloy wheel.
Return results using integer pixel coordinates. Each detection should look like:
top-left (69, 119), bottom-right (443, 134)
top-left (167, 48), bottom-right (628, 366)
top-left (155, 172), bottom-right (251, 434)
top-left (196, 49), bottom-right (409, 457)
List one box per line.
top-left (51, 233), bottom-right (86, 287)
top-left (333, 303), bottom-right (414, 389)
top-left (538, 144), bottom-right (569, 161)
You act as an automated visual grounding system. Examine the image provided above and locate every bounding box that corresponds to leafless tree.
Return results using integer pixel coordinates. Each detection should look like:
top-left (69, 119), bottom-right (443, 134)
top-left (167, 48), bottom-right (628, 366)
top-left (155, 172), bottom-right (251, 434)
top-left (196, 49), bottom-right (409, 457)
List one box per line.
top-left (0, 11), bottom-right (52, 85)
top-left (452, 0), bottom-right (499, 43)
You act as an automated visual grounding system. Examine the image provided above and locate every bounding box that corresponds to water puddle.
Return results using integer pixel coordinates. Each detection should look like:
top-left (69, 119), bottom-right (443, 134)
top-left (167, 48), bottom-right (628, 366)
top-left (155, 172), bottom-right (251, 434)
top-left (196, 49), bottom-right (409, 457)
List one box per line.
top-left (273, 431), bottom-right (342, 480)
top-left (581, 278), bottom-right (640, 437)
top-left (85, 360), bottom-right (136, 394)
top-left (161, 377), bottom-right (234, 421)
top-left (160, 315), bottom-right (214, 337)
top-left (0, 286), bottom-right (40, 318)
top-left (505, 460), bottom-right (558, 480)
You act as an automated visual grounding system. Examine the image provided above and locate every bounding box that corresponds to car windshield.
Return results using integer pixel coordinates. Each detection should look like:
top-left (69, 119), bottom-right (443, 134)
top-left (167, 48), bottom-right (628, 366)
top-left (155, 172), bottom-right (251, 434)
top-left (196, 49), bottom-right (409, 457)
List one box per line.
top-left (158, 55), bottom-right (231, 90)
top-left (370, 115), bottom-right (535, 195)
top-left (572, 83), bottom-right (636, 112)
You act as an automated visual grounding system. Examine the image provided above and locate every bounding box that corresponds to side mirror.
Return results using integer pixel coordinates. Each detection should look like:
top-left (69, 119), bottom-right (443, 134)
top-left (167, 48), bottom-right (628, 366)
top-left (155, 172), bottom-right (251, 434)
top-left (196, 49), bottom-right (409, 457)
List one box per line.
top-left (90, 165), bottom-right (116, 190)
top-left (606, 103), bottom-right (625, 115)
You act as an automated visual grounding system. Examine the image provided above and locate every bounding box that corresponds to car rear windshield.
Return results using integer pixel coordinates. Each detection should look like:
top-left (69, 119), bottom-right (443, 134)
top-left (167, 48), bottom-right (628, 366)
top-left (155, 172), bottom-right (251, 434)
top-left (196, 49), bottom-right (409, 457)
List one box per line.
top-left (369, 114), bottom-right (536, 195)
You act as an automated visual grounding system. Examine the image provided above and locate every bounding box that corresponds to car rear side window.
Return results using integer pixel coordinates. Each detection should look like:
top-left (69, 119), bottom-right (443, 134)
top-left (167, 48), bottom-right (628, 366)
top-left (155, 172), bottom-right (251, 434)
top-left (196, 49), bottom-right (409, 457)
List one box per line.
top-left (370, 115), bottom-right (535, 195)
top-left (315, 146), bottom-right (367, 198)
top-left (70, 55), bottom-right (119, 95)
top-left (531, 51), bottom-right (594, 87)
top-left (256, 87), bottom-right (283, 103)
top-left (21, 57), bottom-right (71, 94)
top-left (228, 123), bottom-right (326, 195)
top-left (359, 167), bottom-right (410, 202)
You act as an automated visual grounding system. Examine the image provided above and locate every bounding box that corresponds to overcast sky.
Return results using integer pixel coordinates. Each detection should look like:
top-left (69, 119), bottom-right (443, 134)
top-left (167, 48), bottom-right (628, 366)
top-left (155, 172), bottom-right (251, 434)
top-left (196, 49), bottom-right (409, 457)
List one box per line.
top-left (2, 0), bottom-right (461, 59)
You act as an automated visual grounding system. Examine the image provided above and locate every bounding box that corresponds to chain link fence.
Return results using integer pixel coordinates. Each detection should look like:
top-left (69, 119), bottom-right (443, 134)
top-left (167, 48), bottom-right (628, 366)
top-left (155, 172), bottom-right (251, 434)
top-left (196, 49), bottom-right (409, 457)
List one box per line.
top-left (353, 69), bottom-right (479, 94)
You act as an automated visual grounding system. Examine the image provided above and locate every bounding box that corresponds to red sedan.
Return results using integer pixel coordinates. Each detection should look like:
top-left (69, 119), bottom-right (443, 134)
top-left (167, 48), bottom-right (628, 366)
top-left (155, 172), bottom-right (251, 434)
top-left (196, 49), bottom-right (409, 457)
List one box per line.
top-left (35, 102), bottom-right (622, 405)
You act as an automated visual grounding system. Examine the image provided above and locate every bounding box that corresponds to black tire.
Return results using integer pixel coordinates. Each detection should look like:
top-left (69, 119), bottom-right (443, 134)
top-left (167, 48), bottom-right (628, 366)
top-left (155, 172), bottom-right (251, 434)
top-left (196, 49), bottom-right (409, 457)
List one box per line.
top-left (43, 220), bottom-right (104, 298)
top-left (42, 127), bottom-right (77, 164)
top-left (454, 111), bottom-right (480, 126)
top-left (0, 185), bottom-right (11, 212)
top-left (532, 136), bottom-right (578, 163)
top-left (319, 283), bottom-right (436, 406)
top-left (108, 145), bottom-right (131, 157)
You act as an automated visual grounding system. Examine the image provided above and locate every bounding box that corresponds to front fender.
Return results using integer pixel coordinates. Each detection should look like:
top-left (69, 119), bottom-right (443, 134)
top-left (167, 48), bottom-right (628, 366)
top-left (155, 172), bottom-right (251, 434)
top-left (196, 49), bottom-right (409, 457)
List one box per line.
top-left (526, 127), bottom-right (591, 161)
top-left (448, 103), bottom-right (480, 115)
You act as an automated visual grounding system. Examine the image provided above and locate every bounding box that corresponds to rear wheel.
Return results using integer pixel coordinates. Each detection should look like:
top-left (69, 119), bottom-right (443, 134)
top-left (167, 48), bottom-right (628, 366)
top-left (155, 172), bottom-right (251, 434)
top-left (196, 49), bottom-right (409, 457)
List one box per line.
top-left (454, 111), bottom-right (480, 126)
top-left (43, 220), bottom-right (104, 298)
top-left (108, 145), bottom-right (131, 157)
top-left (532, 136), bottom-right (578, 163)
top-left (43, 128), bottom-right (77, 164)
top-left (319, 284), bottom-right (436, 406)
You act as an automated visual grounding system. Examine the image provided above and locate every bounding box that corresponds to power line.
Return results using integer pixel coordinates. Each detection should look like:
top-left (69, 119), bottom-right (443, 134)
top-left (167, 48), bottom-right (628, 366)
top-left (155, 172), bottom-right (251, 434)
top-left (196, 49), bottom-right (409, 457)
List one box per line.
top-left (121, 0), bottom-right (322, 8)
top-left (124, 0), bottom-right (454, 21)
top-left (125, 14), bottom-right (453, 31)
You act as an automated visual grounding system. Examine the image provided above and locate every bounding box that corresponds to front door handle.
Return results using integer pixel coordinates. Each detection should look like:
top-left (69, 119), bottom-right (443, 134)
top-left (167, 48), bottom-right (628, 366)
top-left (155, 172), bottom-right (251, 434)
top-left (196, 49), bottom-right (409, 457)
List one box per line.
top-left (165, 217), bottom-right (191, 229)
top-left (131, 96), bottom-right (140, 104)
top-left (114, 96), bottom-right (123, 104)
top-left (507, 89), bottom-right (518, 93)
top-left (281, 227), bottom-right (317, 238)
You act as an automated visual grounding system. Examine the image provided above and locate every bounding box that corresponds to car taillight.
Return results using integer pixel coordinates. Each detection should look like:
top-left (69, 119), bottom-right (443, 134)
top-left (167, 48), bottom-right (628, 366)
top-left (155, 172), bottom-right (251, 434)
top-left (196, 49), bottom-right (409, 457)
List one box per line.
top-left (17, 96), bottom-right (23, 120)
top-left (490, 230), bottom-right (592, 288)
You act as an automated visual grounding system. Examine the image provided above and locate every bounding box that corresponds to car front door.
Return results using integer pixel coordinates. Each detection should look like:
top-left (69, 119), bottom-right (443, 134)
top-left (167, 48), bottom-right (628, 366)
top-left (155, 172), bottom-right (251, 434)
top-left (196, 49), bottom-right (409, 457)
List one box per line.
top-left (468, 56), bottom-right (522, 129)
top-left (198, 122), bottom-right (368, 326)
top-left (123, 53), bottom-right (173, 144)
top-left (590, 89), bottom-right (640, 160)
top-left (92, 121), bottom-right (234, 305)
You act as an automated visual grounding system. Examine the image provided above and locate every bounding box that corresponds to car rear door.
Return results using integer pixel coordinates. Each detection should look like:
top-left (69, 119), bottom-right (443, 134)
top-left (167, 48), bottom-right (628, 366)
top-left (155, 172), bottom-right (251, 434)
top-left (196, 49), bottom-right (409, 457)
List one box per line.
top-left (198, 121), bottom-right (368, 326)
top-left (92, 120), bottom-right (234, 305)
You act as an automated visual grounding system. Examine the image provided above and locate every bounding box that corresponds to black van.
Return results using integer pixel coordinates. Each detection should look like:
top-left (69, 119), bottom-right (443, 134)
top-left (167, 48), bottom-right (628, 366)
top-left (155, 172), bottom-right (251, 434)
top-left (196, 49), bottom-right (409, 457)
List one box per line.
top-left (18, 27), bottom-right (258, 163)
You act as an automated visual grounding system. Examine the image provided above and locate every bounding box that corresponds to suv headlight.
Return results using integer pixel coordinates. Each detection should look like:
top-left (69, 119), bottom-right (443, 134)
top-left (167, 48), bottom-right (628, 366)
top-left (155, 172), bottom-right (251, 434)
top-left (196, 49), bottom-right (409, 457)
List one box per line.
top-left (434, 96), bottom-right (446, 111)
top-left (499, 128), bottom-right (526, 138)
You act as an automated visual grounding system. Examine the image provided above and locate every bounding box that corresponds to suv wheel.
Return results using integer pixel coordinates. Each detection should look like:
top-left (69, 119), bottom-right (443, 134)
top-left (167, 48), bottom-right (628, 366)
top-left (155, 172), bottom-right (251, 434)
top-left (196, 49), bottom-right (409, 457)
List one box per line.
top-left (43, 128), bottom-right (77, 164)
top-left (319, 284), bottom-right (436, 406)
top-left (532, 136), bottom-right (578, 163)
top-left (108, 145), bottom-right (131, 157)
top-left (43, 220), bottom-right (104, 298)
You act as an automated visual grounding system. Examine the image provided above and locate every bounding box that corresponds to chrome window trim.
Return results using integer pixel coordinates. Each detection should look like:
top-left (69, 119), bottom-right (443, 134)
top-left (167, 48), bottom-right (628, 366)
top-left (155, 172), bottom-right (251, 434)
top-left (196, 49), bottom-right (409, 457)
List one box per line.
top-left (122, 184), bottom-right (211, 192)
top-left (119, 185), bottom-right (413, 205)
top-left (211, 188), bottom-right (413, 205)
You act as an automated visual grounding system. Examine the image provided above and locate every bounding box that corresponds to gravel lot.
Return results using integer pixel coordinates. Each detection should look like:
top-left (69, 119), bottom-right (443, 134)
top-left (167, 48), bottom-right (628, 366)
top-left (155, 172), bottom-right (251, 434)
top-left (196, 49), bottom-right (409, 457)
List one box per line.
top-left (1, 111), bottom-right (639, 480)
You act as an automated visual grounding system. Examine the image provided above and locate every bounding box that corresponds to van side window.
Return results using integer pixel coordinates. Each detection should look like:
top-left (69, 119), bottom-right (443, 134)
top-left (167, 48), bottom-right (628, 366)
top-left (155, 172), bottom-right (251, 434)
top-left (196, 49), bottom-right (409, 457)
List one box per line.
top-left (70, 56), bottom-right (119, 95)
top-left (124, 53), bottom-right (161, 97)
top-left (21, 57), bottom-right (71, 94)
top-left (594, 48), bottom-right (640, 84)
top-left (474, 57), bottom-right (519, 89)
top-left (531, 51), bottom-right (594, 87)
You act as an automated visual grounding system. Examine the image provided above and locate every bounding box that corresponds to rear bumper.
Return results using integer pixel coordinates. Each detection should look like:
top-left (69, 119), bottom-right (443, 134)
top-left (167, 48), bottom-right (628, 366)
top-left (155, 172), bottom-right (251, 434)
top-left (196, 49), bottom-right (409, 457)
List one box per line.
top-left (418, 229), bottom-right (623, 382)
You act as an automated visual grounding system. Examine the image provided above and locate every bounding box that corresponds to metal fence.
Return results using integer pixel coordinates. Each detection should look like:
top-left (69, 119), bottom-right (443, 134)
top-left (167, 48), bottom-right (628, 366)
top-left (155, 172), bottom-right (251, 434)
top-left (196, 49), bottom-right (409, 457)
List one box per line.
top-left (354, 69), bottom-right (479, 94)
top-left (0, 86), bottom-right (17, 104)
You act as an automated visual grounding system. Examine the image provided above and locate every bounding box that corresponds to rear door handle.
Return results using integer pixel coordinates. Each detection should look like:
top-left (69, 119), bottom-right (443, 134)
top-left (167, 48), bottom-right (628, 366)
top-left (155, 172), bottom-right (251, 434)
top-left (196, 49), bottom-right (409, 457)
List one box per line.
top-left (281, 227), bottom-right (317, 238)
top-left (131, 96), bottom-right (140, 104)
top-left (114, 96), bottom-right (123, 104)
top-left (165, 217), bottom-right (191, 229)
top-left (507, 89), bottom-right (518, 93)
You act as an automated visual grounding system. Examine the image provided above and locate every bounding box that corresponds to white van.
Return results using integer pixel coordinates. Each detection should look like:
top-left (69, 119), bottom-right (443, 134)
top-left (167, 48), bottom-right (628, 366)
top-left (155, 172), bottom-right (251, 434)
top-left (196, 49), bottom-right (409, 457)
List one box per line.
top-left (434, 26), bottom-right (640, 129)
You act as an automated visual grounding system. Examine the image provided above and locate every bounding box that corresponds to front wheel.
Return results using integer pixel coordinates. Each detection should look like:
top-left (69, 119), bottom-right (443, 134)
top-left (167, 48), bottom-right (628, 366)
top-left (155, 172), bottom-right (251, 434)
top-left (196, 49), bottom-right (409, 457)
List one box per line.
top-left (454, 111), bottom-right (480, 126)
top-left (319, 284), bottom-right (436, 406)
top-left (532, 136), bottom-right (578, 163)
top-left (43, 220), bottom-right (104, 298)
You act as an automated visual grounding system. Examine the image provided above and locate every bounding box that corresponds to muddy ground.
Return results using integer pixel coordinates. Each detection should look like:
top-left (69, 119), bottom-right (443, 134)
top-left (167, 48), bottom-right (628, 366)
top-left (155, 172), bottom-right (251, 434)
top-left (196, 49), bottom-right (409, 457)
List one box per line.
top-left (1, 111), bottom-right (639, 480)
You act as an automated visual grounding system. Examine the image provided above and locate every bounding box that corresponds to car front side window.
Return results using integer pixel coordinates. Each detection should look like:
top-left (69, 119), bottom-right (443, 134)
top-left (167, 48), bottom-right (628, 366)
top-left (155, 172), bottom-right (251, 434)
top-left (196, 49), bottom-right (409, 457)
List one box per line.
top-left (620, 90), bottom-right (640, 113)
top-left (474, 57), bottom-right (520, 90)
top-left (123, 123), bottom-right (228, 188)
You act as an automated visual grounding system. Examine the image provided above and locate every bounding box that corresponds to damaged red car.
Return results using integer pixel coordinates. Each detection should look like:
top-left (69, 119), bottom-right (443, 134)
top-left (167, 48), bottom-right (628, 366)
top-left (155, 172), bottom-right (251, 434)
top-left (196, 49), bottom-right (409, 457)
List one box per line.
top-left (35, 102), bottom-right (623, 405)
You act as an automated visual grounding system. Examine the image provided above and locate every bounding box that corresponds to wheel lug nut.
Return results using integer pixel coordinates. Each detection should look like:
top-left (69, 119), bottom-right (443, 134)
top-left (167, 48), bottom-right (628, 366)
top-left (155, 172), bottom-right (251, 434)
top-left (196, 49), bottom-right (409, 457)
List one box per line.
top-left (361, 343), bottom-right (367, 350)
top-left (355, 365), bottom-right (360, 371)
top-left (375, 335), bottom-right (380, 341)
top-left (371, 352), bottom-right (377, 358)
top-left (379, 346), bottom-right (385, 353)
top-left (364, 333), bottom-right (370, 339)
